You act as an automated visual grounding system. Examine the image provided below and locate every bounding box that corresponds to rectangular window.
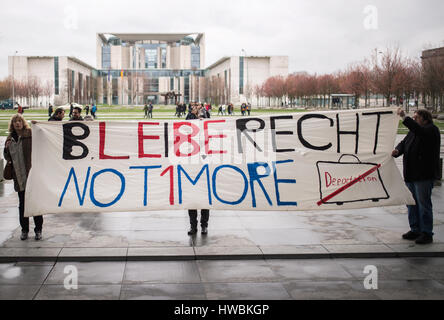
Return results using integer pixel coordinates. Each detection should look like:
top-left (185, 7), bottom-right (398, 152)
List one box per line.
top-left (161, 48), bottom-right (167, 68)
top-left (103, 76), bottom-right (108, 105)
top-left (54, 57), bottom-right (59, 95)
top-left (112, 78), bottom-right (118, 105)
top-left (102, 46), bottom-right (111, 69)
top-left (72, 70), bottom-right (75, 98)
top-left (79, 74), bottom-right (83, 99)
top-left (184, 76), bottom-right (190, 103)
top-left (191, 46), bottom-right (200, 69)
top-left (170, 77), bottom-right (174, 91)
top-left (145, 49), bottom-right (157, 69)
top-left (144, 77), bottom-right (159, 93)
top-left (239, 57), bottom-right (244, 95)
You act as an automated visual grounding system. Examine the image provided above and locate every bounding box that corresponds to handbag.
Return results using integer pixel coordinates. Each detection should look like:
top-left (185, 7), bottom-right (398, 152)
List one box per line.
top-left (3, 161), bottom-right (13, 180)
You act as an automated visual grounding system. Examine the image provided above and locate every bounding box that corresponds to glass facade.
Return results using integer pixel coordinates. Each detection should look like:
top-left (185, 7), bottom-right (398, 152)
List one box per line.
top-left (161, 48), bottom-right (167, 68)
top-left (54, 57), bottom-right (59, 95)
top-left (95, 35), bottom-right (207, 105)
top-left (184, 76), bottom-right (190, 103)
top-left (72, 70), bottom-right (75, 97)
top-left (191, 46), bottom-right (200, 69)
top-left (239, 56), bottom-right (244, 95)
top-left (145, 49), bottom-right (157, 69)
top-left (102, 46), bottom-right (111, 69)
top-left (112, 78), bottom-right (118, 105)
top-left (144, 77), bottom-right (159, 93)
top-left (103, 77), bottom-right (108, 105)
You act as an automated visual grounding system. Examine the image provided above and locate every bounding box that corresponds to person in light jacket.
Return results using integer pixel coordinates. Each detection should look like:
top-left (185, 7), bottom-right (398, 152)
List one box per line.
top-left (3, 114), bottom-right (43, 240)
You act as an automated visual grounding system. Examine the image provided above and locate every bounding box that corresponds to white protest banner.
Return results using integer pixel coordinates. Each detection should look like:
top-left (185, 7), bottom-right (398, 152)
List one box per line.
top-left (25, 107), bottom-right (414, 217)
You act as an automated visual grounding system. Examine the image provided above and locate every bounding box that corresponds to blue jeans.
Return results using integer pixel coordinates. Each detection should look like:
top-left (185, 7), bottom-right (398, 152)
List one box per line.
top-left (405, 180), bottom-right (434, 236)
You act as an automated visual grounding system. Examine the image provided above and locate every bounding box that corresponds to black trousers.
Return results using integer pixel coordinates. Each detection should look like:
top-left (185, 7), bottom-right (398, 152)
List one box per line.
top-left (18, 191), bottom-right (43, 233)
top-left (188, 209), bottom-right (209, 229)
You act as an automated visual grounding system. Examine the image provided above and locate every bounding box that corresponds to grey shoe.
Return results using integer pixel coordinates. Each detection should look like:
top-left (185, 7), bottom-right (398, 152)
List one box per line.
top-left (35, 231), bottom-right (42, 241)
top-left (20, 232), bottom-right (28, 241)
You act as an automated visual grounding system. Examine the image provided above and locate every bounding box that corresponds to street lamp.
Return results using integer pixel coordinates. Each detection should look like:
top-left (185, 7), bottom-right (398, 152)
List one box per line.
top-left (241, 49), bottom-right (249, 104)
top-left (12, 51), bottom-right (18, 107)
top-left (374, 49), bottom-right (383, 106)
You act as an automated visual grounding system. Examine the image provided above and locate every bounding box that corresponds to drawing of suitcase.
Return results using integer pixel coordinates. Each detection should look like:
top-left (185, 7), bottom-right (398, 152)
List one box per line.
top-left (316, 154), bottom-right (389, 206)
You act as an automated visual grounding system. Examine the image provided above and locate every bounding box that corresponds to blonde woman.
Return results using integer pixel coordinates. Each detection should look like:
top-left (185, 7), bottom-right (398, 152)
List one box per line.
top-left (3, 114), bottom-right (43, 240)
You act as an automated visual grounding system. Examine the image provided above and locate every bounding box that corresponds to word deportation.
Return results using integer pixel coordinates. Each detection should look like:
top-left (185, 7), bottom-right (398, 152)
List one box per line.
top-left (62, 111), bottom-right (393, 160)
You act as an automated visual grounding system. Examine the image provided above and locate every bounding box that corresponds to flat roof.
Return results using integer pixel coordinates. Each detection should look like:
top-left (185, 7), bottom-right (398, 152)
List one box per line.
top-left (206, 56), bottom-right (278, 70)
top-left (98, 33), bottom-right (204, 43)
top-left (10, 56), bottom-right (95, 70)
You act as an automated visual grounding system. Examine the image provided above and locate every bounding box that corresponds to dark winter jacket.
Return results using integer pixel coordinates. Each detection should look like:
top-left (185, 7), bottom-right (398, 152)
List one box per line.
top-left (3, 129), bottom-right (32, 192)
top-left (395, 117), bottom-right (441, 182)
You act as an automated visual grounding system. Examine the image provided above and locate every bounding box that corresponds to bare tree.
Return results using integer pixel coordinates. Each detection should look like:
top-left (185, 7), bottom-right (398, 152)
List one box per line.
top-left (43, 80), bottom-right (54, 106)
top-left (372, 47), bottom-right (407, 106)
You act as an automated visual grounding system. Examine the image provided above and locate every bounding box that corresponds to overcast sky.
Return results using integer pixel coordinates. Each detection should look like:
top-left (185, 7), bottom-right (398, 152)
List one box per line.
top-left (1, 0), bottom-right (443, 78)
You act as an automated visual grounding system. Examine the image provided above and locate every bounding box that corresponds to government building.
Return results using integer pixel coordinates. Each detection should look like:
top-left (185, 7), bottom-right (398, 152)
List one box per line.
top-left (8, 33), bottom-right (288, 106)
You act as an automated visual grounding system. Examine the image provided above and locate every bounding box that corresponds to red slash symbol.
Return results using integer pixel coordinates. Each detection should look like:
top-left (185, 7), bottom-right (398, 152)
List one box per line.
top-left (317, 164), bottom-right (382, 206)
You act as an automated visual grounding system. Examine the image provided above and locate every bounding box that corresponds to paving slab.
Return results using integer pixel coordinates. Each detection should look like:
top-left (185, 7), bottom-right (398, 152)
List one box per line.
top-left (120, 283), bottom-right (206, 300)
top-left (123, 261), bottom-right (201, 284)
top-left (260, 245), bottom-right (329, 258)
top-left (197, 260), bottom-right (278, 283)
top-left (127, 247), bottom-right (195, 260)
top-left (58, 248), bottom-right (127, 261)
top-left (266, 259), bottom-right (356, 281)
top-left (371, 279), bottom-right (444, 300)
top-left (282, 280), bottom-right (380, 300)
top-left (322, 244), bottom-right (396, 258)
top-left (34, 284), bottom-right (122, 300)
top-left (44, 261), bottom-right (126, 285)
top-left (194, 246), bottom-right (262, 260)
top-left (0, 285), bottom-right (41, 300)
top-left (204, 282), bottom-right (291, 300)
top-left (387, 243), bottom-right (444, 257)
top-left (0, 248), bottom-right (61, 262)
top-left (0, 263), bottom-right (54, 285)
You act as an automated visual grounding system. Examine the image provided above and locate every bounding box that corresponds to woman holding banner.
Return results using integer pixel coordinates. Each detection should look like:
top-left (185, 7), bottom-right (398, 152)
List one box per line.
top-left (3, 114), bottom-right (43, 241)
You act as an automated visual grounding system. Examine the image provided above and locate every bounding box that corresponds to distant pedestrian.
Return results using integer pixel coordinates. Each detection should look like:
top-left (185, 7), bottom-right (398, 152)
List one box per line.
top-left (17, 104), bottom-right (24, 114)
top-left (69, 103), bottom-right (74, 117)
top-left (247, 103), bottom-right (251, 116)
top-left (144, 104), bottom-right (149, 119)
top-left (48, 104), bottom-right (53, 117)
top-left (148, 102), bottom-right (153, 119)
top-left (241, 103), bottom-right (246, 116)
top-left (91, 104), bottom-right (97, 119)
top-left (85, 105), bottom-right (90, 116)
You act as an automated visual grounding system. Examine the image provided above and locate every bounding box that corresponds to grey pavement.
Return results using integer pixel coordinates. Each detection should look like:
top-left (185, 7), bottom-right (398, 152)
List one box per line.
top-left (2, 257), bottom-right (444, 299)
